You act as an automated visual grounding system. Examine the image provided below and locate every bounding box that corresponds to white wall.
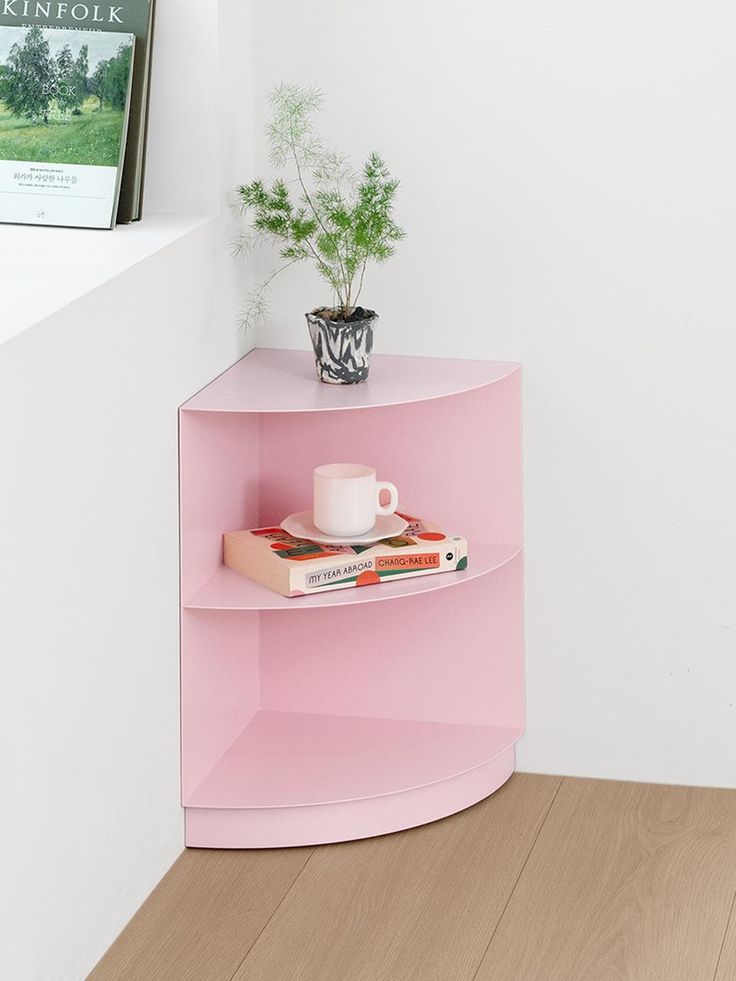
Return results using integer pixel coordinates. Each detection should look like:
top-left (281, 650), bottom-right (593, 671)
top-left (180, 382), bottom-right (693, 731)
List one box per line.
top-left (0, 221), bottom-right (249, 981)
top-left (250, 0), bottom-right (736, 788)
top-left (144, 0), bottom-right (218, 215)
top-left (0, 3), bottom-right (254, 980)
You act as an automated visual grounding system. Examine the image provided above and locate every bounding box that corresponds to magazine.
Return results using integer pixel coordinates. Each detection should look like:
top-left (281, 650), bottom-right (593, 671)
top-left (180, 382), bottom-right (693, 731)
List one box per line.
top-left (0, 25), bottom-right (134, 228)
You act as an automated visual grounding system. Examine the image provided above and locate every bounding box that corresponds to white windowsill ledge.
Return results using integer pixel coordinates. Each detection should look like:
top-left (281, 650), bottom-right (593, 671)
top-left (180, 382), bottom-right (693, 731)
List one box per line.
top-left (0, 211), bottom-right (215, 346)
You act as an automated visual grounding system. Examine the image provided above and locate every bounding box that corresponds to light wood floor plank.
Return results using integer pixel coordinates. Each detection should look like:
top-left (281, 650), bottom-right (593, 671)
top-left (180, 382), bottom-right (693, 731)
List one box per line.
top-left (87, 846), bottom-right (313, 981)
top-left (714, 891), bottom-right (736, 981)
top-left (232, 773), bottom-right (561, 981)
top-left (475, 777), bottom-right (736, 981)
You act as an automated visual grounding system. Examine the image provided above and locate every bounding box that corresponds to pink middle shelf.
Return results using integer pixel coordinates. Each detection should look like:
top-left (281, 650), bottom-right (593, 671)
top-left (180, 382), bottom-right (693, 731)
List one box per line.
top-left (184, 541), bottom-right (521, 610)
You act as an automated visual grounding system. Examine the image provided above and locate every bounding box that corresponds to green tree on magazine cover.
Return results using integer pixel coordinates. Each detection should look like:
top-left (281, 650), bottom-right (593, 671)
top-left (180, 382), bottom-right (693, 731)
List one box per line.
top-left (2, 26), bottom-right (54, 123)
top-left (88, 59), bottom-right (107, 110)
top-left (89, 44), bottom-right (131, 112)
top-left (54, 44), bottom-right (77, 116)
top-left (102, 43), bottom-right (133, 111)
top-left (72, 44), bottom-right (89, 113)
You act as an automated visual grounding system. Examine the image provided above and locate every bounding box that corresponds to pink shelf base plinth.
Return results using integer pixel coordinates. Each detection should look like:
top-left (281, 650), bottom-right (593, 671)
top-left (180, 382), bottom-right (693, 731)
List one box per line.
top-left (183, 711), bottom-right (520, 848)
top-left (185, 745), bottom-right (516, 849)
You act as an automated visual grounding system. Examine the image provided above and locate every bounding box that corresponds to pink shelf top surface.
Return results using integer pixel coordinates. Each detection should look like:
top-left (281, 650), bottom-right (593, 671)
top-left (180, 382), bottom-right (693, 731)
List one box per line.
top-left (185, 710), bottom-right (523, 809)
top-left (181, 348), bottom-right (520, 414)
top-left (183, 541), bottom-right (521, 611)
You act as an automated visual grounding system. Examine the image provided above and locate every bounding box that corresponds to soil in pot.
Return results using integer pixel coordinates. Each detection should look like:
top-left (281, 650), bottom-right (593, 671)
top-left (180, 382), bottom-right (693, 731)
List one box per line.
top-left (312, 305), bottom-right (376, 323)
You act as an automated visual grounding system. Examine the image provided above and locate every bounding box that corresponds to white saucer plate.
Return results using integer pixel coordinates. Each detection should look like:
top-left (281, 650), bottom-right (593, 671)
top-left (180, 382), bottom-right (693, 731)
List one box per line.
top-left (281, 510), bottom-right (409, 545)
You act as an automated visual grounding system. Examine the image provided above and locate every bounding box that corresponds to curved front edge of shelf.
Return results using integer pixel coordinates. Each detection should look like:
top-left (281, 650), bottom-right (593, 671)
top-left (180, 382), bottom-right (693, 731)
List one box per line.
top-left (181, 349), bottom-right (521, 414)
top-left (183, 543), bottom-right (522, 612)
top-left (184, 745), bottom-right (516, 849)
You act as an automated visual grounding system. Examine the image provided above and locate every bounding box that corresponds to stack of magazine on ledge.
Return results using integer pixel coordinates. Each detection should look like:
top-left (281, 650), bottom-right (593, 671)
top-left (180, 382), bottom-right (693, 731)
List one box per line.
top-left (0, 0), bottom-right (155, 229)
top-left (224, 514), bottom-right (470, 599)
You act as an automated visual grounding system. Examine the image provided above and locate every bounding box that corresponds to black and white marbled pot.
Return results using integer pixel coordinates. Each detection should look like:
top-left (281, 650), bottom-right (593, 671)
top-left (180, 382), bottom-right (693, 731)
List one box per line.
top-left (306, 311), bottom-right (377, 384)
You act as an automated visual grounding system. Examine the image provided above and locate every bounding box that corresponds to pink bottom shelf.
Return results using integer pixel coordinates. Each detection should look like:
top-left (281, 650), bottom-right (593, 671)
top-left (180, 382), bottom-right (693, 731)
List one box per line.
top-left (184, 710), bottom-right (521, 847)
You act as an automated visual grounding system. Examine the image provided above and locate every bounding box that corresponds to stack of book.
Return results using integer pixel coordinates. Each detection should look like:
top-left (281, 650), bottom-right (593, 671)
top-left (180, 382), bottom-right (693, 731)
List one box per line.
top-left (0, 0), bottom-right (155, 228)
top-left (224, 514), bottom-right (469, 599)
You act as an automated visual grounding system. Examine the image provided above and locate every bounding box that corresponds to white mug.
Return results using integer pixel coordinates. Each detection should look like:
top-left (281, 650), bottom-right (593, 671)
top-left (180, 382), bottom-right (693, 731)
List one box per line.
top-left (313, 463), bottom-right (399, 537)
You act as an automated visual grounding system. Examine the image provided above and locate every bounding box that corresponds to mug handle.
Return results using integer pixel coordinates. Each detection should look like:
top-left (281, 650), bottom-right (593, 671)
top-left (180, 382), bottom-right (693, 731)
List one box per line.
top-left (375, 481), bottom-right (399, 516)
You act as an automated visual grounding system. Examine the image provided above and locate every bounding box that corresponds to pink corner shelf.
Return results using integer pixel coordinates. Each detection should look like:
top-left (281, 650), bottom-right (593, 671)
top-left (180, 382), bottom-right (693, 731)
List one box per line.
top-left (180, 348), bottom-right (524, 848)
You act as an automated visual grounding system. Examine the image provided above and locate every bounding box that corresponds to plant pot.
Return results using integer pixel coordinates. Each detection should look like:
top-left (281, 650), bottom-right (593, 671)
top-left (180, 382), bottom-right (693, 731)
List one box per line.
top-left (306, 308), bottom-right (377, 384)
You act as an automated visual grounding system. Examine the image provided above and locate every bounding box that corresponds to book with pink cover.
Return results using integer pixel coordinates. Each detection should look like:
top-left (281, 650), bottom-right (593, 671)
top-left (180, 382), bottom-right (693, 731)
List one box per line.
top-left (223, 514), bottom-right (468, 598)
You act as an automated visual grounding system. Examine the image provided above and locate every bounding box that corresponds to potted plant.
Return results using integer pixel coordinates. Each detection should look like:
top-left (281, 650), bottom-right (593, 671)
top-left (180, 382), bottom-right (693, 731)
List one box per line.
top-left (235, 84), bottom-right (405, 384)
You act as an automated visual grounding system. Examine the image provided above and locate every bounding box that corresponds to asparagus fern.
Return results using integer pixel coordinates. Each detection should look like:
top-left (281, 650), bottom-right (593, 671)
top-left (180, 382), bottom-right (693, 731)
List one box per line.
top-left (235, 83), bottom-right (405, 329)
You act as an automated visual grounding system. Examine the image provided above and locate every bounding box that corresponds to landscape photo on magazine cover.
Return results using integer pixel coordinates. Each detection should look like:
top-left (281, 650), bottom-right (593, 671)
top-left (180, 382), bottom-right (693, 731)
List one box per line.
top-left (0, 26), bottom-right (132, 166)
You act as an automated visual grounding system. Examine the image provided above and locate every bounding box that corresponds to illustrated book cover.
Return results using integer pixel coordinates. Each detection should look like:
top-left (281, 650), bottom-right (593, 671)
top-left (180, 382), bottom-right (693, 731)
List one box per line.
top-left (223, 514), bottom-right (469, 598)
top-left (0, 25), bottom-right (134, 228)
top-left (0, 0), bottom-right (154, 223)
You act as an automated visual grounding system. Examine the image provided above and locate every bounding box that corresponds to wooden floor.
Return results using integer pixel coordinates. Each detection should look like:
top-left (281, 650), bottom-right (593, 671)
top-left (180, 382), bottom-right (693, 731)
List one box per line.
top-left (89, 774), bottom-right (736, 981)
